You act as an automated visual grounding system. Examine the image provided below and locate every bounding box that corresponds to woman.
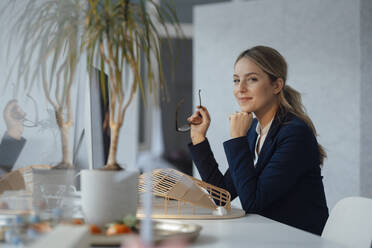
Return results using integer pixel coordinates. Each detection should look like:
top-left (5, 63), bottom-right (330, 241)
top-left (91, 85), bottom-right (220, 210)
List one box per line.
top-left (187, 46), bottom-right (329, 235)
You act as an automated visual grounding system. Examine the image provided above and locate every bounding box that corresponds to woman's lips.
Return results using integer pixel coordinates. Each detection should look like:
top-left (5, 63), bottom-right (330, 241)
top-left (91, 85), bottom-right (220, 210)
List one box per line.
top-left (239, 97), bottom-right (253, 103)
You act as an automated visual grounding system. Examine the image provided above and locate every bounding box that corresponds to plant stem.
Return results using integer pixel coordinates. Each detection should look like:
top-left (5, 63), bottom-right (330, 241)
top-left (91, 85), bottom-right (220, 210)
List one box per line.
top-left (54, 110), bottom-right (73, 169)
top-left (105, 123), bottom-right (122, 170)
top-left (61, 124), bottom-right (72, 166)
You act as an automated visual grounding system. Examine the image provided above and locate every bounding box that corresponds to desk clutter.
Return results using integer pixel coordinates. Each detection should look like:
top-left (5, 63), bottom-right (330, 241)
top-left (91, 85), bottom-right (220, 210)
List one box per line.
top-left (0, 167), bottom-right (246, 246)
top-left (0, 212), bottom-right (201, 246)
top-left (0, 166), bottom-right (81, 245)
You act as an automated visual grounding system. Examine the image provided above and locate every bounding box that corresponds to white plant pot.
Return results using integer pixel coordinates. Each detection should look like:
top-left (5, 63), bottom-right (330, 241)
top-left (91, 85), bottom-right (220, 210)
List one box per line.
top-left (80, 169), bottom-right (139, 226)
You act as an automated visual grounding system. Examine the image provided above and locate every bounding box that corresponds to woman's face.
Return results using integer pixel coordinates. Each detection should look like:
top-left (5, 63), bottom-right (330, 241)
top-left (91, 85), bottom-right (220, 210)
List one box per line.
top-left (233, 57), bottom-right (281, 114)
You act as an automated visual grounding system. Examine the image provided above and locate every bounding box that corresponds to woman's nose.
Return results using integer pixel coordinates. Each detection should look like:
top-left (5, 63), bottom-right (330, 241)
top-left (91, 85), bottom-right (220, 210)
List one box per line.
top-left (239, 81), bottom-right (248, 92)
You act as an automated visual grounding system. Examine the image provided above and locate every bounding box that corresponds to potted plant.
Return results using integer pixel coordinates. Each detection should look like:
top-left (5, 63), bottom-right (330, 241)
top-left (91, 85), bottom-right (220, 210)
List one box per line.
top-left (84, 0), bottom-right (181, 170)
top-left (7, 0), bottom-right (181, 225)
top-left (80, 0), bottom-right (182, 225)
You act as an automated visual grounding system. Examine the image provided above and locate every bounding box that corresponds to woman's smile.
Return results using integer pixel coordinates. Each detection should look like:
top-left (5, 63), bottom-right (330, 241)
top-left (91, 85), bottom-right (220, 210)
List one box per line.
top-left (238, 97), bottom-right (253, 103)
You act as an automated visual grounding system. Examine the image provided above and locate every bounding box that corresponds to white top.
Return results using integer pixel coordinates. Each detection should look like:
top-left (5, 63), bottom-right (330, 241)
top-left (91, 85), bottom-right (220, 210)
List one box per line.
top-left (254, 117), bottom-right (274, 166)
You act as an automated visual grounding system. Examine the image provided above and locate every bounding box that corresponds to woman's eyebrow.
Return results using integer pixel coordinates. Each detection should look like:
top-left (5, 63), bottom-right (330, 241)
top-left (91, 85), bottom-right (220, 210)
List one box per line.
top-left (233, 72), bottom-right (259, 77)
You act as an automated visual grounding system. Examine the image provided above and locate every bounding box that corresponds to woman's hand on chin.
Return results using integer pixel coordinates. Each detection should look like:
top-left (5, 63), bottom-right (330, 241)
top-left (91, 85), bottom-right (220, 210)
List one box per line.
top-left (229, 111), bottom-right (253, 138)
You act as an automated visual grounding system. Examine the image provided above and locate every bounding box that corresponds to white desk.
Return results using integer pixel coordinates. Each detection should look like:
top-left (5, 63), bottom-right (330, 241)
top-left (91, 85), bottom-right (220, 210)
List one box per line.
top-left (4, 214), bottom-right (344, 247)
top-left (172, 214), bottom-right (344, 248)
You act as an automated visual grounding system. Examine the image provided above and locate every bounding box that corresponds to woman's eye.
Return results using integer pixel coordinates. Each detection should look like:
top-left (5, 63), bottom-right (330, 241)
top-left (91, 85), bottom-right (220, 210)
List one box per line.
top-left (249, 77), bottom-right (258, 82)
top-left (233, 79), bottom-right (240, 83)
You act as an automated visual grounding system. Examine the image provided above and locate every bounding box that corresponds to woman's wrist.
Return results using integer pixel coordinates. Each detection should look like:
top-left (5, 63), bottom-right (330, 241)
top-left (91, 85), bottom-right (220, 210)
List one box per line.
top-left (191, 135), bottom-right (206, 145)
top-left (7, 128), bottom-right (22, 140)
top-left (230, 132), bottom-right (246, 139)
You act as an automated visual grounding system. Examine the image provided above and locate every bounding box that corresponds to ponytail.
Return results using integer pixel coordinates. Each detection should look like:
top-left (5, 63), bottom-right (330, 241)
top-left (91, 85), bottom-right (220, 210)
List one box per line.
top-left (279, 85), bottom-right (327, 166)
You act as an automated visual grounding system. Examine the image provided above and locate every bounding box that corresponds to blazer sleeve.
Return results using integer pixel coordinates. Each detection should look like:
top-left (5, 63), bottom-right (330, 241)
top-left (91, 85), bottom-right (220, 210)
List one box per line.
top-left (188, 139), bottom-right (238, 200)
top-left (223, 124), bottom-right (318, 213)
top-left (0, 132), bottom-right (26, 173)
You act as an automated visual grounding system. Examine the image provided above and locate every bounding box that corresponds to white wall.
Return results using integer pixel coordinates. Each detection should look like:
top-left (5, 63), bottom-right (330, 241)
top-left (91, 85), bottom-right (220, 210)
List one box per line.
top-left (193, 0), bottom-right (365, 209)
top-left (360, 0), bottom-right (372, 198)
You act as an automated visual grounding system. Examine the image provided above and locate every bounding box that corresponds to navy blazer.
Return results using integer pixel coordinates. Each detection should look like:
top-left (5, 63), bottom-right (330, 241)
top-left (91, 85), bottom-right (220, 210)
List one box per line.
top-left (0, 133), bottom-right (26, 174)
top-left (188, 111), bottom-right (329, 235)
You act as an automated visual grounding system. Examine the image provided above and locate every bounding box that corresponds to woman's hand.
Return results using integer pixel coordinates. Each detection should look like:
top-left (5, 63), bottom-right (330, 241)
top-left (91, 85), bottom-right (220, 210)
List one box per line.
top-left (229, 112), bottom-right (253, 138)
top-left (187, 106), bottom-right (211, 145)
top-left (3, 100), bottom-right (26, 140)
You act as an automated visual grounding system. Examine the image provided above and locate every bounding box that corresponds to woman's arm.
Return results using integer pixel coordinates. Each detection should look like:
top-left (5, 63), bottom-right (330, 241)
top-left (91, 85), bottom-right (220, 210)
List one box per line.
top-left (223, 124), bottom-right (317, 213)
top-left (0, 100), bottom-right (27, 174)
top-left (188, 139), bottom-right (238, 200)
top-left (0, 133), bottom-right (26, 173)
top-left (188, 106), bottom-right (238, 199)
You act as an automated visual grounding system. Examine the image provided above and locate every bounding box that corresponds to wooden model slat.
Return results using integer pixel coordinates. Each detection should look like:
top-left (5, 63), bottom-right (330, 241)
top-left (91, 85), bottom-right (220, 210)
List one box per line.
top-left (138, 168), bottom-right (231, 213)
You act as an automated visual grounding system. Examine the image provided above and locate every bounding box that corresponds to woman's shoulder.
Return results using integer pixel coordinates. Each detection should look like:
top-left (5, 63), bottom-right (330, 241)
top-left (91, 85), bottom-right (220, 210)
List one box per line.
top-left (277, 112), bottom-right (315, 140)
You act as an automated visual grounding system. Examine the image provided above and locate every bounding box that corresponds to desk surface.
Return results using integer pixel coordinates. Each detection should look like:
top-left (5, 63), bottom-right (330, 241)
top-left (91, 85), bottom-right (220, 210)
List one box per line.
top-left (172, 214), bottom-right (344, 248)
top-left (2, 214), bottom-right (344, 248)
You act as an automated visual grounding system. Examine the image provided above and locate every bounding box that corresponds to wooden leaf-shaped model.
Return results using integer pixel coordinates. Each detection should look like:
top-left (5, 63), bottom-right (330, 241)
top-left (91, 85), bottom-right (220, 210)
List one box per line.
top-left (139, 168), bottom-right (231, 211)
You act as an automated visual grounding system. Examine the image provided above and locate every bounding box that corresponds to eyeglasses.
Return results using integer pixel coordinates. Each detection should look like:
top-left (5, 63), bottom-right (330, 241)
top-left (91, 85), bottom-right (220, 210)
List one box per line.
top-left (9, 94), bottom-right (39, 128)
top-left (176, 89), bottom-right (202, 133)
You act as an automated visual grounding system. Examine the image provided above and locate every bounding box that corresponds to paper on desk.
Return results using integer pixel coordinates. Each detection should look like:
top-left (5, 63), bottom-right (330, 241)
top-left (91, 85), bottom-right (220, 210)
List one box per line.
top-left (0, 170), bottom-right (25, 194)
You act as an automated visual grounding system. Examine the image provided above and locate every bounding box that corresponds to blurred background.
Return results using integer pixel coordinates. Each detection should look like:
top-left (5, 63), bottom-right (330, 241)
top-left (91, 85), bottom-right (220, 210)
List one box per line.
top-left (0, 0), bottom-right (371, 210)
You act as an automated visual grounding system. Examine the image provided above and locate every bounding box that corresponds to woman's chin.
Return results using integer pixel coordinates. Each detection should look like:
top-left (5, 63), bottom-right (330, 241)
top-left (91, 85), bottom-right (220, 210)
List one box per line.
top-left (240, 106), bottom-right (254, 113)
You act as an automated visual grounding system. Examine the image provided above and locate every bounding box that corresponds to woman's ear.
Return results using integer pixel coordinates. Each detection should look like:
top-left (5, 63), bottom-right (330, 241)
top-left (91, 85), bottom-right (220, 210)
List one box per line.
top-left (273, 78), bottom-right (284, 95)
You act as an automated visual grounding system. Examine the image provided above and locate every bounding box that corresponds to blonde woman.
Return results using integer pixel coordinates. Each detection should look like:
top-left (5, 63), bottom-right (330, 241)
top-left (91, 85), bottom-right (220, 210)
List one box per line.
top-left (188, 46), bottom-right (328, 235)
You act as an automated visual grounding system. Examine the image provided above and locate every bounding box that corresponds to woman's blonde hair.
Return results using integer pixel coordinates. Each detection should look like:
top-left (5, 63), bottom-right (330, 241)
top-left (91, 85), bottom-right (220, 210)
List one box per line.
top-left (235, 45), bottom-right (327, 165)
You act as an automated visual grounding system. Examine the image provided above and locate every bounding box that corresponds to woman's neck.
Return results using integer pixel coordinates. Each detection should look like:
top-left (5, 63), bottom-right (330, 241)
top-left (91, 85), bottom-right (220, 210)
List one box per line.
top-left (255, 102), bottom-right (279, 128)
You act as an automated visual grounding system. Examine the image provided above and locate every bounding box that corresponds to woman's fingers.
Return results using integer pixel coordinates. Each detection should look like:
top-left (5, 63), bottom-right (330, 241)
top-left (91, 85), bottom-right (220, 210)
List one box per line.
top-left (229, 112), bottom-right (244, 121)
top-left (188, 113), bottom-right (202, 125)
top-left (228, 111), bottom-right (253, 138)
top-left (4, 100), bottom-right (18, 117)
top-left (188, 110), bottom-right (201, 121)
top-left (229, 111), bottom-right (251, 118)
top-left (198, 106), bottom-right (211, 120)
top-left (187, 106), bottom-right (212, 126)
top-left (190, 116), bottom-right (202, 125)
top-left (197, 107), bottom-right (211, 123)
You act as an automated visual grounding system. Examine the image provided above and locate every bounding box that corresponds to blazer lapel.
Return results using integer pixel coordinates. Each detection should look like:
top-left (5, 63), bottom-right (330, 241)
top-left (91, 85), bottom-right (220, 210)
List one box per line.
top-left (254, 112), bottom-right (286, 172)
top-left (246, 119), bottom-right (258, 154)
